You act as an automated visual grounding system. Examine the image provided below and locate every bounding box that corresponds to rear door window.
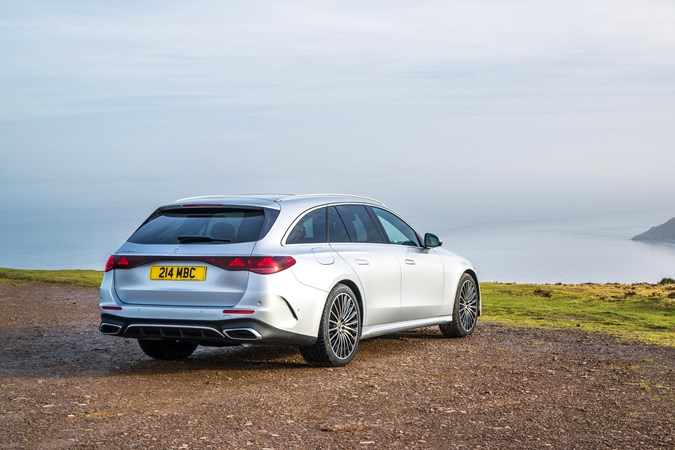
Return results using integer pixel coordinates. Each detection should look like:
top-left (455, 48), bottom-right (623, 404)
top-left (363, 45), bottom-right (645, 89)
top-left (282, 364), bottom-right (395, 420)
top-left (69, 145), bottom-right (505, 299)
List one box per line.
top-left (335, 205), bottom-right (383, 243)
top-left (328, 206), bottom-right (351, 243)
top-left (128, 208), bottom-right (269, 244)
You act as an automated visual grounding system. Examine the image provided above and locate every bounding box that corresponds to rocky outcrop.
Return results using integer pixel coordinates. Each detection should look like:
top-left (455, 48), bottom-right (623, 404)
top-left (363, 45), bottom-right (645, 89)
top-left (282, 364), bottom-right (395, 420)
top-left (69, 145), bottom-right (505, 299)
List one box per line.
top-left (632, 217), bottom-right (675, 243)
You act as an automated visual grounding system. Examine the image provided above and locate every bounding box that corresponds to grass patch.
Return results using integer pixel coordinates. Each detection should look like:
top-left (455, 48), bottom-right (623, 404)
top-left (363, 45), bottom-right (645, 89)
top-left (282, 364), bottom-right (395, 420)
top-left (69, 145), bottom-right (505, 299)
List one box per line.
top-left (481, 282), bottom-right (675, 347)
top-left (0, 268), bottom-right (103, 288)
top-left (1, 268), bottom-right (673, 347)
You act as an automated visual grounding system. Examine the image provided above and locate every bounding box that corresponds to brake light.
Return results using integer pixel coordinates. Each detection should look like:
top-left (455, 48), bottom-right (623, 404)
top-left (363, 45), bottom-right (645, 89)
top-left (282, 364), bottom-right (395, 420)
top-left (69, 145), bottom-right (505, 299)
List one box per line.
top-left (202, 257), bottom-right (248, 271)
top-left (103, 255), bottom-right (296, 274)
top-left (103, 255), bottom-right (152, 271)
top-left (250, 256), bottom-right (296, 274)
top-left (205, 256), bottom-right (296, 273)
top-left (228, 257), bottom-right (247, 268)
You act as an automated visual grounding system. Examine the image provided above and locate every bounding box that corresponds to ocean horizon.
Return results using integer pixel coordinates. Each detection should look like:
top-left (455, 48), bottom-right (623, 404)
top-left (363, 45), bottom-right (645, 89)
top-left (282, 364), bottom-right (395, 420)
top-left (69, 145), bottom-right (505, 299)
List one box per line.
top-left (1, 182), bottom-right (673, 284)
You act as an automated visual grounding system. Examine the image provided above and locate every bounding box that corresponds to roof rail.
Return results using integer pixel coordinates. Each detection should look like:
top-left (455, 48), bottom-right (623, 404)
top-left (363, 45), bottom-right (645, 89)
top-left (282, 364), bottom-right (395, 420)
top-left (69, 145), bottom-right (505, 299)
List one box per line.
top-left (277, 193), bottom-right (384, 205)
top-left (174, 194), bottom-right (288, 202)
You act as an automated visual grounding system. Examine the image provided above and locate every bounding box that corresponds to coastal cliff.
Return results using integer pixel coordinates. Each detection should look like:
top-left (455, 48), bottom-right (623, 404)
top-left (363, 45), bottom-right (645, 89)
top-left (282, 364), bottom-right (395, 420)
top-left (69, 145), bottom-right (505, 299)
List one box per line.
top-left (633, 217), bottom-right (675, 243)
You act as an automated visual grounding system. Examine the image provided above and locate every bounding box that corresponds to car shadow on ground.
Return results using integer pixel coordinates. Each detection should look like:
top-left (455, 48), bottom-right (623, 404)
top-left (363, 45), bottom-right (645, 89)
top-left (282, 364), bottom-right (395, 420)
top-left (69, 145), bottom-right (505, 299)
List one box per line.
top-left (0, 325), bottom-right (460, 379)
top-left (377, 329), bottom-right (448, 340)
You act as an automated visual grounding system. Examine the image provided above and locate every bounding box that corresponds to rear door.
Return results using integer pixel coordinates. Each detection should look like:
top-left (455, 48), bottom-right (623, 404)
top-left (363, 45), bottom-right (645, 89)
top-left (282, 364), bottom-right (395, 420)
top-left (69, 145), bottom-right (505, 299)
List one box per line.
top-left (113, 207), bottom-right (272, 307)
top-left (328, 205), bottom-right (402, 326)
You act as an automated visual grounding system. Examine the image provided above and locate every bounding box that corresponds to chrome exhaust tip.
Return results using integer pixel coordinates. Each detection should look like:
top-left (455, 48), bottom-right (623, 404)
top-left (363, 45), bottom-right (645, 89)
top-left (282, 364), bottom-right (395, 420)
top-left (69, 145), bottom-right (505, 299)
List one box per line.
top-left (223, 328), bottom-right (262, 341)
top-left (99, 323), bottom-right (122, 335)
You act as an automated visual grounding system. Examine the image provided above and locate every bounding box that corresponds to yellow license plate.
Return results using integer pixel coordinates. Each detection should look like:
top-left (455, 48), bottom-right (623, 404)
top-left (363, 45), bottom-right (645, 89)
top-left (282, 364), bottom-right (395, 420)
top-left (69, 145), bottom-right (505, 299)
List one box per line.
top-left (149, 266), bottom-right (206, 281)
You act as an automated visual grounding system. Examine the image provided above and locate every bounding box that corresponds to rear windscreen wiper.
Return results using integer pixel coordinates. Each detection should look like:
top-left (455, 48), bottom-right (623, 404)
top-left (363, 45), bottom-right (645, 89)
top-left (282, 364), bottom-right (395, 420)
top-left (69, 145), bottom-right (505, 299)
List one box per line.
top-left (177, 235), bottom-right (232, 243)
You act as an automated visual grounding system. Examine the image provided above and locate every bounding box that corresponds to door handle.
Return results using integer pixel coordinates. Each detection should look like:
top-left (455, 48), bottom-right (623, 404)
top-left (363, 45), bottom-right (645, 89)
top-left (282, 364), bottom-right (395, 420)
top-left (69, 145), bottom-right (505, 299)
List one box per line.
top-left (404, 259), bottom-right (416, 265)
top-left (355, 259), bottom-right (370, 265)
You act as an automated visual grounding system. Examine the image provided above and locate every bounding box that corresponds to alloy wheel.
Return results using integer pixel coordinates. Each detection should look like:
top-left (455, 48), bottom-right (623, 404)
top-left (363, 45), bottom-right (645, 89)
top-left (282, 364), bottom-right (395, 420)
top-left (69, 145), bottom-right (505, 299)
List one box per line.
top-left (328, 292), bottom-right (359, 359)
top-left (458, 279), bottom-right (478, 331)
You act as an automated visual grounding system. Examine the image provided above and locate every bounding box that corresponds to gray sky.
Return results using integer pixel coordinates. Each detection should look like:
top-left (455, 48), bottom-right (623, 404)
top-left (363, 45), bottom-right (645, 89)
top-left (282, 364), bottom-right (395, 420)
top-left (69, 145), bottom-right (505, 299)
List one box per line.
top-left (1, 0), bottom-right (675, 211)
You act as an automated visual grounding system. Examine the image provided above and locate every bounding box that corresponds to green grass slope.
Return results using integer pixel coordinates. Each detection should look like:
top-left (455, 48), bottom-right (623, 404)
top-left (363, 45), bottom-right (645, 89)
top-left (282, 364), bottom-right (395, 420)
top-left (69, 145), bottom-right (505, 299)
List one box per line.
top-left (0, 268), bottom-right (103, 288)
top-left (481, 282), bottom-right (675, 347)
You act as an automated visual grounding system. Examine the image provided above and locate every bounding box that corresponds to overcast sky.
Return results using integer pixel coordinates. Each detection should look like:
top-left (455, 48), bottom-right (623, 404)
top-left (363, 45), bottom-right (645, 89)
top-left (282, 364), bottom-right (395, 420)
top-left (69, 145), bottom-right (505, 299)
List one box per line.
top-left (1, 0), bottom-right (674, 212)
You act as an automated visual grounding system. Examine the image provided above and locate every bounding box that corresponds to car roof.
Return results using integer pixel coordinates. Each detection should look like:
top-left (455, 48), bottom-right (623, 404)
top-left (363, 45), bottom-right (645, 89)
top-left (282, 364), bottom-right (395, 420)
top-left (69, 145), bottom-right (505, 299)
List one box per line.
top-left (165, 194), bottom-right (385, 210)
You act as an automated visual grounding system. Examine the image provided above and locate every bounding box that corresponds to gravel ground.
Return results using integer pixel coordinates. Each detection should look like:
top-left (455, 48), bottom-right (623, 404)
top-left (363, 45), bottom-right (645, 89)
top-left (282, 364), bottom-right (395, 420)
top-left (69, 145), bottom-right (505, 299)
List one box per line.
top-left (0, 283), bottom-right (673, 449)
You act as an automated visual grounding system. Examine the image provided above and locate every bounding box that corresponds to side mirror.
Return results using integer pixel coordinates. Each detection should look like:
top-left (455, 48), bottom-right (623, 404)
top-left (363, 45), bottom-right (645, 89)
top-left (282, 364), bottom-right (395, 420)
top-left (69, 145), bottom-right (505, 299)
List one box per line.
top-left (424, 233), bottom-right (442, 248)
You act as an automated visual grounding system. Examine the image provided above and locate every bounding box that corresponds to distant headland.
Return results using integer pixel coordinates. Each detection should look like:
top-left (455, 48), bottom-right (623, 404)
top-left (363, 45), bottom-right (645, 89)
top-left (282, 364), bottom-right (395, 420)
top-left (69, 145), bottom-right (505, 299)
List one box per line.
top-left (633, 217), bottom-right (675, 243)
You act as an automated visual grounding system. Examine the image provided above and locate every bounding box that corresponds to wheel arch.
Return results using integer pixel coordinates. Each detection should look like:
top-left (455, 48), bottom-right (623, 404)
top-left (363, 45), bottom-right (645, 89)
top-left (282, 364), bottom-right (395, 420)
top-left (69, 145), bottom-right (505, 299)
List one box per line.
top-left (334, 279), bottom-right (364, 324)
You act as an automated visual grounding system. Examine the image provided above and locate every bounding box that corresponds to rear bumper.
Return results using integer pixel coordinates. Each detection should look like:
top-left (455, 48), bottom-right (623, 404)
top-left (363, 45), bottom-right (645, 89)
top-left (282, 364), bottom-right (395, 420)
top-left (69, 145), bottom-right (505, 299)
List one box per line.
top-left (99, 314), bottom-right (316, 346)
top-left (99, 268), bottom-right (329, 339)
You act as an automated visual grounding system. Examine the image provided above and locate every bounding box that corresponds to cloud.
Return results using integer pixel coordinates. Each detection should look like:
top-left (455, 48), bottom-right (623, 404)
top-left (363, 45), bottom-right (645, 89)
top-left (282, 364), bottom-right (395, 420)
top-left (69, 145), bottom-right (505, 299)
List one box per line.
top-left (0, 0), bottom-right (674, 200)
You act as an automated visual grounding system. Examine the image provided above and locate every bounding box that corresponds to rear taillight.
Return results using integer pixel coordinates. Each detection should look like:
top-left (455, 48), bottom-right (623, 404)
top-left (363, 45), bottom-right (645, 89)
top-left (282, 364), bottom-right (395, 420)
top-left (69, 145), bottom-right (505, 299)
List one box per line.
top-left (103, 255), bottom-right (296, 274)
top-left (249, 256), bottom-right (296, 274)
top-left (200, 256), bottom-right (295, 273)
top-left (202, 257), bottom-right (249, 271)
top-left (104, 255), bottom-right (153, 272)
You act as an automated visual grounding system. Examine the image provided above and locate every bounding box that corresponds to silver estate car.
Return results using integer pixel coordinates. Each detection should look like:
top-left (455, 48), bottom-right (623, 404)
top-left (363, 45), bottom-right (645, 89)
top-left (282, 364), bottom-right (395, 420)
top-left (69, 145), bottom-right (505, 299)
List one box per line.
top-left (100, 194), bottom-right (480, 367)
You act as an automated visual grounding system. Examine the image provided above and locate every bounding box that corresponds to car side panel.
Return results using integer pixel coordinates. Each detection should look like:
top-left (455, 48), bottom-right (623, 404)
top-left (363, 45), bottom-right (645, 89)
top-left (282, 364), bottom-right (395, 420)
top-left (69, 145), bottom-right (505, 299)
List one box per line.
top-left (329, 243), bottom-right (402, 326)
top-left (399, 247), bottom-right (445, 321)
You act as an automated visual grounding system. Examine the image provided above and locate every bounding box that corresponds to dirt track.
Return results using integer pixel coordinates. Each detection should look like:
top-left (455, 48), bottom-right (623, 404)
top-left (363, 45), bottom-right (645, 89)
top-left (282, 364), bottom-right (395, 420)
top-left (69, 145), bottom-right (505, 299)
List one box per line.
top-left (0, 283), bottom-right (673, 449)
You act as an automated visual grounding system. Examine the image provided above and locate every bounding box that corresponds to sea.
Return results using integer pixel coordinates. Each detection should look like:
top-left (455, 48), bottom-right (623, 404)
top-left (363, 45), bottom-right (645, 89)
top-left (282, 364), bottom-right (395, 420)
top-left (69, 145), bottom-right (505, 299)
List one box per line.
top-left (1, 180), bottom-right (674, 284)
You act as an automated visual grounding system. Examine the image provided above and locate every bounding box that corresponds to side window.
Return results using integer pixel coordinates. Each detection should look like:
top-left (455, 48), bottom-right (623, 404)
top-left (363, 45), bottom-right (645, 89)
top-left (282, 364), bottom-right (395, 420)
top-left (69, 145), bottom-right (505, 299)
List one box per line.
top-left (335, 205), bottom-right (383, 243)
top-left (328, 206), bottom-right (350, 243)
top-left (287, 208), bottom-right (327, 244)
top-left (371, 207), bottom-right (421, 246)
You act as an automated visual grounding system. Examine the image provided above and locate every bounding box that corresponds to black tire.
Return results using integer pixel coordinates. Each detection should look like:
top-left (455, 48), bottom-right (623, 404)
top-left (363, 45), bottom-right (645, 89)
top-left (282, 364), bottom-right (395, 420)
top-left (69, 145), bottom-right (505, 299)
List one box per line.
top-left (138, 339), bottom-right (198, 360)
top-left (440, 273), bottom-right (479, 338)
top-left (299, 284), bottom-right (361, 367)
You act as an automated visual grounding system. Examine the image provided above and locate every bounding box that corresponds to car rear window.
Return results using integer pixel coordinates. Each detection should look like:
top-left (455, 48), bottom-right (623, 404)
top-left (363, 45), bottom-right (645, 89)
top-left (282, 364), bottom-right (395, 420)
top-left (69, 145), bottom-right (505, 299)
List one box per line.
top-left (128, 207), bottom-right (276, 244)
